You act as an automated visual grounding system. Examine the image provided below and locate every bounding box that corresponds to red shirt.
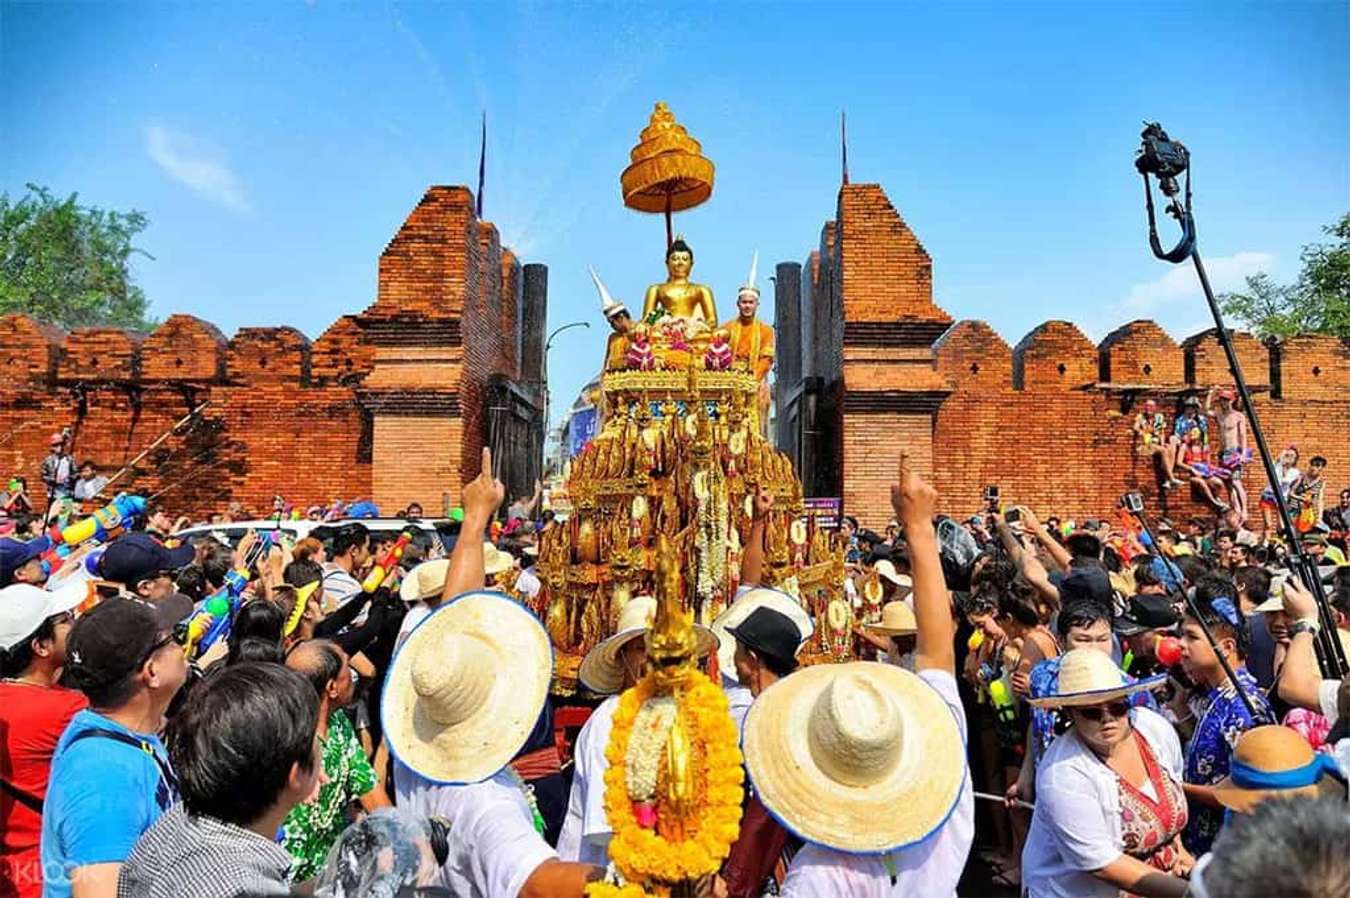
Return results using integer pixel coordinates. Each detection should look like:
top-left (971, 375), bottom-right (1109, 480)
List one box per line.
top-left (0, 682), bottom-right (87, 898)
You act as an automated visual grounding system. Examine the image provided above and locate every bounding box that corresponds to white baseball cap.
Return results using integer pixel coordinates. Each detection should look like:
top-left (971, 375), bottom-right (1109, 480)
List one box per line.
top-left (0, 582), bottom-right (89, 652)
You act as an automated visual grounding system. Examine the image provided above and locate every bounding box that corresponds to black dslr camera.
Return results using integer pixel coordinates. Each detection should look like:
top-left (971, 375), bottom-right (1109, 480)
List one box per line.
top-left (1135, 122), bottom-right (1190, 188)
top-left (1136, 122), bottom-right (1196, 263)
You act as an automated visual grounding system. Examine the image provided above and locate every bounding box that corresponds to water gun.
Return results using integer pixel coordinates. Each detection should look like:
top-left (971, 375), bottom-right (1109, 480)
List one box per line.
top-left (60, 494), bottom-right (147, 546)
top-left (1122, 634), bottom-right (1183, 674)
top-left (177, 532), bottom-right (277, 659)
top-left (989, 677), bottom-right (1018, 728)
top-left (178, 568), bottom-right (249, 660)
top-left (362, 531), bottom-right (412, 593)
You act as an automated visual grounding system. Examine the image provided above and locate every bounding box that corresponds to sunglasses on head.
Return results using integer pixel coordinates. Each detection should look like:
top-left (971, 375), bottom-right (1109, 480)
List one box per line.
top-left (1076, 700), bottom-right (1131, 722)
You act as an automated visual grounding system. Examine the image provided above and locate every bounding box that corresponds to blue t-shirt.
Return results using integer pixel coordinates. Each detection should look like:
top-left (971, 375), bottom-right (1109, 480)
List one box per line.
top-left (39, 709), bottom-right (174, 898)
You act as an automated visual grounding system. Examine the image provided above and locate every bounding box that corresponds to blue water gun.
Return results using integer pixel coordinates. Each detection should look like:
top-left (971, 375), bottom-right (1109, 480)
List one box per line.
top-left (38, 494), bottom-right (147, 577)
top-left (59, 494), bottom-right (147, 546)
top-left (176, 532), bottom-right (277, 659)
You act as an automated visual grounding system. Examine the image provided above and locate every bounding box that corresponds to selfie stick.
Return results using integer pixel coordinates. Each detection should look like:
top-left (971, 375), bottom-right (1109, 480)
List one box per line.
top-left (1136, 123), bottom-right (1347, 679)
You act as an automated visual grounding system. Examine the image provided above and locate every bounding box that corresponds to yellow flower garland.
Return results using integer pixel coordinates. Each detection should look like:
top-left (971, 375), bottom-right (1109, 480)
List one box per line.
top-left (584, 670), bottom-right (744, 897)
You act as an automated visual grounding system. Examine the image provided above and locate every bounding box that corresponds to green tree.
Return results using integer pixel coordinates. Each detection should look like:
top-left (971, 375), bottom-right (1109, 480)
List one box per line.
top-left (0, 183), bottom-right (157, 331)
top-left (1220, 213), bottom-right (1350, 339)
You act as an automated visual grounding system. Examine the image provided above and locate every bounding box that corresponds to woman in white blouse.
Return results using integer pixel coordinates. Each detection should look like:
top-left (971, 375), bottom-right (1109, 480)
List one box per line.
top-left (1021, 649), bottom-right (1193, 898)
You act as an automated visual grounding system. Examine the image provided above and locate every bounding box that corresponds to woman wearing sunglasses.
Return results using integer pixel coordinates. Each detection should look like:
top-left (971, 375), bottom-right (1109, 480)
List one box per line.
top-left (1021, 648), bottom-right (1193, 898)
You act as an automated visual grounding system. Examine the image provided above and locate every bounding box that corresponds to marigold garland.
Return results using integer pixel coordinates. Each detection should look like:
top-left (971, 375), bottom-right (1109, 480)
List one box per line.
top-left (584, 884), bottom-right (649, 898)
top-left (583, 669), bottom-right (744, 897)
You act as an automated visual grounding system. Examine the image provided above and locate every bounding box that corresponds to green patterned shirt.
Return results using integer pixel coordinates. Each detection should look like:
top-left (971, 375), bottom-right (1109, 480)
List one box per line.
top-left (280, 710), bottom-right (378, 882)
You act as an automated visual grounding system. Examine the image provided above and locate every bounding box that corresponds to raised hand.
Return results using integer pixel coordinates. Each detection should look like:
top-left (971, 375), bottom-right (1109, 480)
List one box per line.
top-left (890, 452), bottom-right (938, 529)
top-left (463, 447), bottom-right (505, 524)
top-left (233, 529), bottom-right (258, 571)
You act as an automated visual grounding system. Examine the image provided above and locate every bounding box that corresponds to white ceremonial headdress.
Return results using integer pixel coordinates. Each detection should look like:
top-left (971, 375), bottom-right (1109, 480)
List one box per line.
top-left (590, 266), bottom-right (627, 319)
top-left (738, 250), bottom-right (760, 300)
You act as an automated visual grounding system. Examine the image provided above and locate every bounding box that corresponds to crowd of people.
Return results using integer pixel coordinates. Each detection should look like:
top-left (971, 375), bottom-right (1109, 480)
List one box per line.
top-left (2, 423), bottom-right (1350, 897)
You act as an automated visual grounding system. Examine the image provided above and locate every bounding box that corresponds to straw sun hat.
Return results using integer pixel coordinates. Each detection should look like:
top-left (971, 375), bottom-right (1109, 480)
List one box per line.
top-left (482, 543), bottom-right (513, 578)
top-left (864, 601), bottom-right (917, 637)
top-left (743, 661), bottom-right (966, 853)
top-left (1027, 648), bottom-right (1166, 709)
top-left (399, 559), bottom-right (449, 603)
top-left (579, 595), bottom-right (716, 694)
top-left (1213, 725), bottom-right (1346, 813)
top-left (381, 590), bottom-right (552, 784)
top-left (710, 587), bottom-right (814, 678)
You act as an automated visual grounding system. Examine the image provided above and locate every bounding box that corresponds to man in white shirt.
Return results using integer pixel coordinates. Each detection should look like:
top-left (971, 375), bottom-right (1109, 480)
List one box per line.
top-left (72, 461), bottom-right (109, 502)
top-left (741, 453), bottom-right (974, 898)
top-left (722, 485), bottom-right (814, 737)
top-left (321, 523), bottom-right (370, 612)
top-left (383, 448), bottom-right (600, 898)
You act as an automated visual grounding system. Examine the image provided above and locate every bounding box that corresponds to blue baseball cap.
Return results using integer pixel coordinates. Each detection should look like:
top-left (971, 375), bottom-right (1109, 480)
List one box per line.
top-left (97, 532), bottom-right (195, 586)
top-left (0, 535), bottom-right (53, 586)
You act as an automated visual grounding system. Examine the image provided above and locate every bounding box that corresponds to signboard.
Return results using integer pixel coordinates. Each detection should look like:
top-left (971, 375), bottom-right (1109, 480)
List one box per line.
top-left (803, 497), bottom-right (842, 530)
top-left (567, 407), bottom-right (599, 459)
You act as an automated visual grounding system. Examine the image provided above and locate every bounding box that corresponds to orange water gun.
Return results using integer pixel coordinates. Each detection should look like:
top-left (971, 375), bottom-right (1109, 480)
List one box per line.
top-left (361, 531), bottom-right (412, 593)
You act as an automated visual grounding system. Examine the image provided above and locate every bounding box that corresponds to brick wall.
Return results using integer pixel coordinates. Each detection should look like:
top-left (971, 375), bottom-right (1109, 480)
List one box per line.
top-left (777, 182), bottom-right (1350, 530)
top-left (0, 185), bottom-right (545, 519)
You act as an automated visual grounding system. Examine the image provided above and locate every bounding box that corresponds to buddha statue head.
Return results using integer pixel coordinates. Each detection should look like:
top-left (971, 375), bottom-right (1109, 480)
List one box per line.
top-left (666, 238), bottom-right (694, 280)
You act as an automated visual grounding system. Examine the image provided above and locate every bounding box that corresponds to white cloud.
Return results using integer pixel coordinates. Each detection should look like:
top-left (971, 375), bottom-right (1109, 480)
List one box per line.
top-left (1070, 251), bottom-right (1280, 342)
top-left (1120, 251), bottom-right (1274, 314)
top-left (145, 125), bottom-right (252, 213)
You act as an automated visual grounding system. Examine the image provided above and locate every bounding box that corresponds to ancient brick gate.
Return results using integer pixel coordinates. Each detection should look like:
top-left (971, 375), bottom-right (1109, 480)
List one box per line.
top-left (0, 186), bottom-right (547, 518)
top-left (775, 183), bottom-right (1350, 527)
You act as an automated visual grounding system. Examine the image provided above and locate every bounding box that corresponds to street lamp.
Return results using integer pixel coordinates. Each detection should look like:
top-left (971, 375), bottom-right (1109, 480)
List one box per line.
top-left (543, 320), bottom-right (591, 471)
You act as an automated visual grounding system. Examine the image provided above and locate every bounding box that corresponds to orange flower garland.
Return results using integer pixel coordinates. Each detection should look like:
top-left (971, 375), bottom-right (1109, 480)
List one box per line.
top-left (584, 669), bottom-right (744, 897)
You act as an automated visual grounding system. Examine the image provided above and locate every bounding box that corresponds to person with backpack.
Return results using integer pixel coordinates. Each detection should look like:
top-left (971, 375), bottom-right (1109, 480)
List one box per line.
top-left (39, 599), bottom-right (189, 898)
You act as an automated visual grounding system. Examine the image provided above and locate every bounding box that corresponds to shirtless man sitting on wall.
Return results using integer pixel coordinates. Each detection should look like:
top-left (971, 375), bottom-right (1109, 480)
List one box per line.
top-left (1207, 386), bottom-right (1253, 524)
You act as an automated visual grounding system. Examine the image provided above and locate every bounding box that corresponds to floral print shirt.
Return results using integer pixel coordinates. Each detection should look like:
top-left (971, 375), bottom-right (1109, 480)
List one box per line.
top-left (280, 711), bottom-right (378, 881)
top-left (1182, 667), bottom-right (1274, 854)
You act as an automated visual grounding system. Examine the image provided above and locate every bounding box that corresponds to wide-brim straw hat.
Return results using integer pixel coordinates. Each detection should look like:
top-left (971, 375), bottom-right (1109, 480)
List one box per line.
top-left (873, 560), bottom-right (911, 590)
top-left (381, 590), bottom-right (552, 784)
top-left (1028, 648), bottom-right (1166, 708)
top-left (1213, 724), bottom-right (1347, 813)
top-left (711, 587), bottom-right (814, 678)
top-left (864, 600), bottom-right (917, 637)
top-left (578, 595), bottom-right (716, 694)
top-left (483, 543), bottom-right (513, 577)
top-left (743, 661), bottom-right (966, 853)
top-left (399, 559), bottom-right (449, 603)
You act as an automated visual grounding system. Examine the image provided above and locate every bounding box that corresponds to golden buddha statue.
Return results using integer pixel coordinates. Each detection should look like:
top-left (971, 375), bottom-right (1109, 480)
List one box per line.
top-left (642, 238), bottom-right (718, 335)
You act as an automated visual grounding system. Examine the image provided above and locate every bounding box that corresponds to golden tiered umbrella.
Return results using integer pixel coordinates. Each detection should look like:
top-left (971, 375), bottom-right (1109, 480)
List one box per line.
top-left (621, 101), bottom-right (715, 249)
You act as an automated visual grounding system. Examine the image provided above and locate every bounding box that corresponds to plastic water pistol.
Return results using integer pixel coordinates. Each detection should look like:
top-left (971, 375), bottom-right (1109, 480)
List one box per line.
top-left (176, 532), bottom-right (278, 659)
top-left (39, 494), bottom-right (147, 575)
top-left (1122, 634), bottom-right (1183, 674)
top-left (59, 493), bottom-right (147, 546)
top-left (362, 531), bottom-right (413, 593)
top-left (988, 677), bottom-right (1018, 728)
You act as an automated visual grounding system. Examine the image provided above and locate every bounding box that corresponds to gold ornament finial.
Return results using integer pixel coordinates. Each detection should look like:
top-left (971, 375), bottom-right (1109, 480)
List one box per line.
top-left (645, 533), bottom-right (697, 690)
top-left (621, 102), bottom-right (715, 215)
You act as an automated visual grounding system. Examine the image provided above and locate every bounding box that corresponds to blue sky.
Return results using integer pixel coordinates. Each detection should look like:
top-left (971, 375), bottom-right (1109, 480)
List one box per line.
top-left (3, 1), bottom-right (1347, 431)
